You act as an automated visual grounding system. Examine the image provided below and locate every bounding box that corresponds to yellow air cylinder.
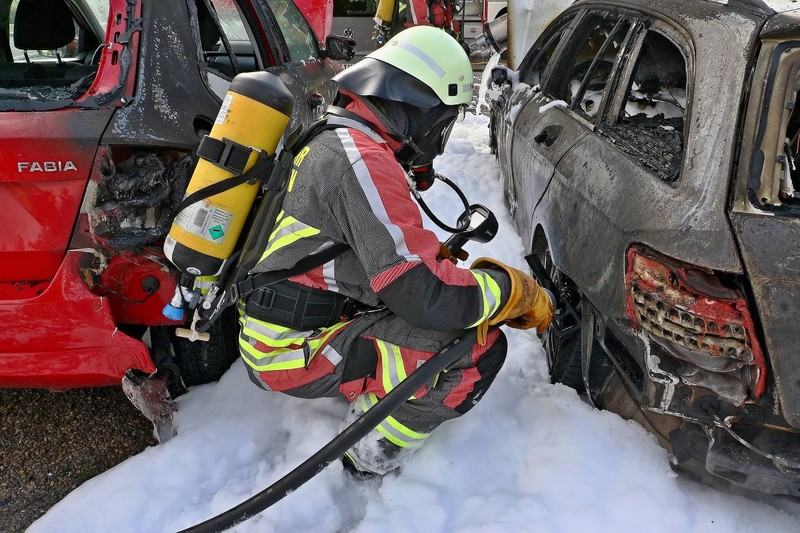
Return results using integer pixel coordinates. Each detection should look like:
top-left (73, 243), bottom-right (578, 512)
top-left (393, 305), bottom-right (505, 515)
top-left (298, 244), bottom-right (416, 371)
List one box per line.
top-left (374, 0), bottom-right (396, 26)
top-left (164, 72), bottom-right (294, 276)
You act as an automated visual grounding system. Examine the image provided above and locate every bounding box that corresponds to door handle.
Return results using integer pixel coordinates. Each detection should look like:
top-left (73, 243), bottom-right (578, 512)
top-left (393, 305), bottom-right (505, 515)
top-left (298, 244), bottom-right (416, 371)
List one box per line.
top-left (534, 128), bottom-right (559, 146)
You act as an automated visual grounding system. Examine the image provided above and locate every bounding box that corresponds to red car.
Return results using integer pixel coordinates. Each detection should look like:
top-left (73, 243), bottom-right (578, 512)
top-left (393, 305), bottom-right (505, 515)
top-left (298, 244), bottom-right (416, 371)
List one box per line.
top-left (0, 0), bottom-right (351, 401)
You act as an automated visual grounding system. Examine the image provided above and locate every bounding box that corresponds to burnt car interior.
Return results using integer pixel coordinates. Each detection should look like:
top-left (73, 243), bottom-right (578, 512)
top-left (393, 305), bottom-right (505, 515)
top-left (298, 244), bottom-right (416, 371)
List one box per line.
top-left (533, 13), bottom-right (688, 183)
top-left (607, 29), bottom-right (687, 182)
top-left (553, 15), bottom-right (631, 119)
top-left (0, 0), bottom-right (101, 100)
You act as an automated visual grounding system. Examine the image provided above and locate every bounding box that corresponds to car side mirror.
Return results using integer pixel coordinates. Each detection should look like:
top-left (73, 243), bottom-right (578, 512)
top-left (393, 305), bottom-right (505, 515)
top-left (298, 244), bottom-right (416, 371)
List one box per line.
top-left (324, 35), bottom-right (356, 61)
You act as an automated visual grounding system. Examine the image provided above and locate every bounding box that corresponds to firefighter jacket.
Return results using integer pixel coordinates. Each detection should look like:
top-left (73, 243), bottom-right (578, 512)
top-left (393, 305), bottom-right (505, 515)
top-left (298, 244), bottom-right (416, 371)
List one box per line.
top-left (237, 91), bottom-right (511, 389)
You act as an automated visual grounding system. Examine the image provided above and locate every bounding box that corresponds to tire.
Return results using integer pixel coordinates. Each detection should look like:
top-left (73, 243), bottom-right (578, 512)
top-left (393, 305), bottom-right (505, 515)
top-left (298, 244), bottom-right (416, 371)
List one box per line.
top-left (534, 244), bottom-right (585, 391)
top-left (171, 307), bottom-right (239, 387)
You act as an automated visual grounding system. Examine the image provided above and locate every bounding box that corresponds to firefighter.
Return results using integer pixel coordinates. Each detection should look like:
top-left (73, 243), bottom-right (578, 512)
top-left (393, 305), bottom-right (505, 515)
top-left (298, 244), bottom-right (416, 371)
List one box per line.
top-left (373, 0), bottom-right (460, 47)
top-left (407, 0), bottom-right (451, 30)
top-left (238, 26), bottom-right (553, 476)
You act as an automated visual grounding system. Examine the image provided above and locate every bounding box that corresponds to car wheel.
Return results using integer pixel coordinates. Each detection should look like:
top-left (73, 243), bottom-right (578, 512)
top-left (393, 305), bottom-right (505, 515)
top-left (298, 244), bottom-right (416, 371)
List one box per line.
top-left (171, 307), bottom-right (239, 387)
top-left (533, 245), bottom-right (585, 391)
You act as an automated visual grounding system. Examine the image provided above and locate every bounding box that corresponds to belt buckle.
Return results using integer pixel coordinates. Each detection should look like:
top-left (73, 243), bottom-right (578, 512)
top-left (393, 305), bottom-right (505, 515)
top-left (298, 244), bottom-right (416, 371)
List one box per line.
top-left (340, 298), bottom-right (358, 320)
top-left (258, 287), bottom-right (277, 309)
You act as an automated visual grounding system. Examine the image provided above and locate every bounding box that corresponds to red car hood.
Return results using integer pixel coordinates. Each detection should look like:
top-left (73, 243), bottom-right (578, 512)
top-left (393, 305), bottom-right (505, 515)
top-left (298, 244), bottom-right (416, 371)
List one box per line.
top-left (0, 109), bottom-right (113, 282)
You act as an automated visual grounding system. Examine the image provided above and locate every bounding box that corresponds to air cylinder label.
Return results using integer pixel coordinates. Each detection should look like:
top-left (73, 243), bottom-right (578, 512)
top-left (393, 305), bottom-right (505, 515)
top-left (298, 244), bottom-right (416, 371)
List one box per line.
top-left (174, 201), bottom-right (233, 243)
top-left (215, 94), bottom-right (234, 125)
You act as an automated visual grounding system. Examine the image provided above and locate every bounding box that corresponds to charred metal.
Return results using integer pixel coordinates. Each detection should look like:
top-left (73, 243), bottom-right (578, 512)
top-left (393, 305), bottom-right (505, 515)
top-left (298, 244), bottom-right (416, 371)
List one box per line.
top-left (626, 247), bottom-right (766, 406)
top-left (92, 148), bottom-right (192, 252)
top-left (489, 0), bottom-right (800, 502)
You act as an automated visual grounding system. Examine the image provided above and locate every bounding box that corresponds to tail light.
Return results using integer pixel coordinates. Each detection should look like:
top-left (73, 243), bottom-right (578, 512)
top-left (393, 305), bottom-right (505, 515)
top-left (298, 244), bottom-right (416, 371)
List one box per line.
top-left (625, 246), bottom-right (766, 400)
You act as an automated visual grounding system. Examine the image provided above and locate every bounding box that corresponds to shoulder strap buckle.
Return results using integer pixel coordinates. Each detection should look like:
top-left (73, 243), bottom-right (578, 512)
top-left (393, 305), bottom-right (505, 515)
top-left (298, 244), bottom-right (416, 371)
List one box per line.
top-left (197, 135), bottom-right (261, 176)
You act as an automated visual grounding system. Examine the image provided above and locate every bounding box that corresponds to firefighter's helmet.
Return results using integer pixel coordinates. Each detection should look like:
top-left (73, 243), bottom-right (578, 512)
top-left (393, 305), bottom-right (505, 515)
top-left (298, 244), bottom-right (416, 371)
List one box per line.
top-left (333, 26), bottom-right (472, 108)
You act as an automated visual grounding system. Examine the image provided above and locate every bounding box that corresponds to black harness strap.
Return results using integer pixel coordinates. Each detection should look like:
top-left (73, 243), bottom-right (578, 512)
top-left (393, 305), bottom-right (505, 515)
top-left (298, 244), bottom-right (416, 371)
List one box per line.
top-left (195, 118), bottom-right (371, 331)
top-left (233, 242), bottom-right (349, 301)
top-left (171, 150), bottom-right (275, 224)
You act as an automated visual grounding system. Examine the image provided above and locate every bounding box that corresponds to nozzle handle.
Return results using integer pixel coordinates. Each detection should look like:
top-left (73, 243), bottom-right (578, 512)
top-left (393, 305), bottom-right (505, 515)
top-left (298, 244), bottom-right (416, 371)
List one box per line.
top-left (175, 328), bottom-right (211, 342)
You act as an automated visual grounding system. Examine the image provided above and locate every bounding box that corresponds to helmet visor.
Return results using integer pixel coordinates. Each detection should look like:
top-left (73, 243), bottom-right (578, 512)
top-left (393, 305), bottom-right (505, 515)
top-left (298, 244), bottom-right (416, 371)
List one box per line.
top-left (408, 104), bottom-right (465, 167)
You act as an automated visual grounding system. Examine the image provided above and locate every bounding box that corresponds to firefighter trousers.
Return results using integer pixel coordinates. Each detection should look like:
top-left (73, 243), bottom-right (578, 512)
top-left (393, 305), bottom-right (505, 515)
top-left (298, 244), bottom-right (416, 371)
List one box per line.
top-left (243, 310), bottom-right (508, 473)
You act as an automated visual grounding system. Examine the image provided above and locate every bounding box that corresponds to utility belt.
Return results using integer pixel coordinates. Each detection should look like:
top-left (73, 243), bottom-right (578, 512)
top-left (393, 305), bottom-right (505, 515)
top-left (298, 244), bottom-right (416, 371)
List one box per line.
top-left (245, 280), bottom-right (365, 330)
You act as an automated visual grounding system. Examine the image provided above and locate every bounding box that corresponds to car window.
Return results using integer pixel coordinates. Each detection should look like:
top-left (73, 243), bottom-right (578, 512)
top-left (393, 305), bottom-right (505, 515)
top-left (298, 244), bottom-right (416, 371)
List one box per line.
top-left (518, 13), bottom-right (575, 89)
top-left (2, 0), bottom-right (102, 102)
top-left (604, 29), bottom-right (688, 182)
top-left (549, 13), bottom-right (630, 119)
top-left (199, 0), bottom-right (261, 77)
top-left (84, 0), bottom-right (108, 35)
top-left (265, 0), bottom-right (318, 61)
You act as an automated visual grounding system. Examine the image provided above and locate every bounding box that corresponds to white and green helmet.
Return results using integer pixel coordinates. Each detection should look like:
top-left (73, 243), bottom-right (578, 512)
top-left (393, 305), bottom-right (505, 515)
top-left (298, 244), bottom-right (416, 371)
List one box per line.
top-left (333, 26), bottom-right (472, 108)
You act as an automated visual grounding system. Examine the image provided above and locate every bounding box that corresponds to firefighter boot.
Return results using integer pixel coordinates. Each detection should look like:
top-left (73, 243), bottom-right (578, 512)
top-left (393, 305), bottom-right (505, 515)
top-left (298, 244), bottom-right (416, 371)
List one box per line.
top-left (339, 395), bottom-right (416, 477)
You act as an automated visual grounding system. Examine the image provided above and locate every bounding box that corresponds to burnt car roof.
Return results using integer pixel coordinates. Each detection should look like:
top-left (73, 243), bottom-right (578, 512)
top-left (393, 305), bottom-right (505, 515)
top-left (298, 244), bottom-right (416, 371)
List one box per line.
top-left (761, 8), bottom-right (800, 39)
top-left (571, 0), bottom-right (799, 25)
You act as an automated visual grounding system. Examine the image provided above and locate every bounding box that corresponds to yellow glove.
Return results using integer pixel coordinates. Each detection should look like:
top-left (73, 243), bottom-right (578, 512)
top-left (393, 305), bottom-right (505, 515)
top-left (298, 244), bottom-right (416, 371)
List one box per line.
top-left (471, 257), bottom-right (554, 337)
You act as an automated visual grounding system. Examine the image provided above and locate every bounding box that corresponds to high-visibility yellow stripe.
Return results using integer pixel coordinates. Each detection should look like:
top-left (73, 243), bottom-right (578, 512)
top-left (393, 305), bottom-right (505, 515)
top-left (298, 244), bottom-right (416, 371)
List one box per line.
top-left (239, 336), bottom-right (306, 370)
top-left (239, 319), bottom-right (351, 371)
top-left (377, 340), bottom-right (408, 393)
top-left (241, 318), bottom-right (311, 348)
top-left (468, 271), bottom-right (502, 328)
top-left (383, 411), bottom-right (428, 440)
top-left (267, 210), bottom-right (286, 242)
top-left (360, 393), bottom-right (429, 448)
top-left (259, 215), bottom-right (320, 262)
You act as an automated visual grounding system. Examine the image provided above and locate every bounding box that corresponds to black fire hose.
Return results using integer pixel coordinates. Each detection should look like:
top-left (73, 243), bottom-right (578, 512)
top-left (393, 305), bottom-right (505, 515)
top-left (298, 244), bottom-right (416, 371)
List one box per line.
top-left (179, 327), bottom-right (485, 533)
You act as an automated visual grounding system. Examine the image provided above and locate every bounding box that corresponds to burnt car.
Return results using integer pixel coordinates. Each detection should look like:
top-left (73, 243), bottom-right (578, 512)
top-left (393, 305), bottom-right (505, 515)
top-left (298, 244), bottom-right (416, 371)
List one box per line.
top-left (0, 0), bottom-right (352, 394)
top-left (488, 0), bottom-right (800, 501)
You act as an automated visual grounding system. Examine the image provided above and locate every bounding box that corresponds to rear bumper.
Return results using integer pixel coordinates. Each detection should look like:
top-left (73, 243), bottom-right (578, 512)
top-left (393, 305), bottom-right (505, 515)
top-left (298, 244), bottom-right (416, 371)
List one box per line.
top-left (0, 251), bottom-right (155, 388)
top-left (705, 424), bottom-right (800, 500)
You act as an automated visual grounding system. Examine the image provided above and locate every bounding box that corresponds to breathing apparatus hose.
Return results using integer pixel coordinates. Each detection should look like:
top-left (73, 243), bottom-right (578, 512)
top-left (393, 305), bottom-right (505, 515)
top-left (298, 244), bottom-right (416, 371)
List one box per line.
top-left (411, 173), bottom-right (471, 233)
top-left (179, 327), bottom-right (487, 533)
